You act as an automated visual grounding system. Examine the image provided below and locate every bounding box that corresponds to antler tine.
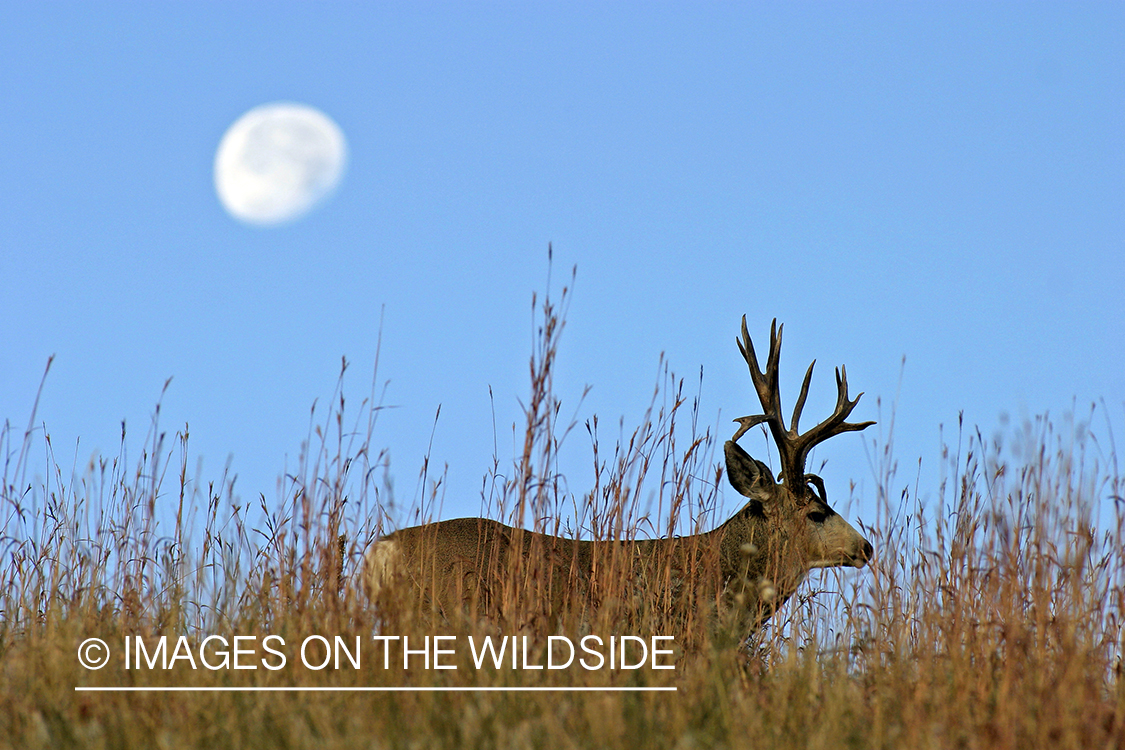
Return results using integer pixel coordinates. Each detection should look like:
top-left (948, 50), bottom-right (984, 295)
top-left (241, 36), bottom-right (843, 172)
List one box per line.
top-left (736, 315), bottom-right (758, 376)
top-left (730, 414), bottom-right (768, 442)
top-left (790, 359), bottom-right (816, 434)
top-left (760, 319), bottom-right (783, 419)
top-left (766, 318), bottom-right (781, 376)
top-left (805, 473), bottom-right (828, 502)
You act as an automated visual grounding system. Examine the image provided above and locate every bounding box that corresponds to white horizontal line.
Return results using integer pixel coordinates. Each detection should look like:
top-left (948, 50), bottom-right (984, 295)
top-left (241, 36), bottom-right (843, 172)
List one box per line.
top-left (75, 686), bottom-right (676, 692)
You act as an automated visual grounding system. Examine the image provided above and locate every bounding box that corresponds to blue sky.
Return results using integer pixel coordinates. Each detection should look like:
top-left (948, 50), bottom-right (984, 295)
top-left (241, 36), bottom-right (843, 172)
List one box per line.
top-left (2, 3), bottom-right (1122, 534)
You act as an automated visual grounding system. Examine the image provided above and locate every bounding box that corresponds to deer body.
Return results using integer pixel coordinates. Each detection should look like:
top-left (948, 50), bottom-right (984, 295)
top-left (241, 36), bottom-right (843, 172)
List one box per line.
top-left (364, 318), bottom-right (874, 632)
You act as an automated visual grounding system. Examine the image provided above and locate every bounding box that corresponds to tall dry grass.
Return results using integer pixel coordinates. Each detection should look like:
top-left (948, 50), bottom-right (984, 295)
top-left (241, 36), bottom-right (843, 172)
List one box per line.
top-left (2, 280), bottom-right (1123, 748)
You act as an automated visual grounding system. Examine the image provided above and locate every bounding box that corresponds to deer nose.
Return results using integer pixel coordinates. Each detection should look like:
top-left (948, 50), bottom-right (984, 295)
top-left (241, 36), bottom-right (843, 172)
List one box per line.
top-left (861, 539), bottom-right (874, 563)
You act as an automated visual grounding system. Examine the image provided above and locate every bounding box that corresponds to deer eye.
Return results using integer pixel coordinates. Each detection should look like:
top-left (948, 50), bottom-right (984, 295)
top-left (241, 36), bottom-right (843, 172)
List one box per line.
top-left (807, 510), bottom-right (828, 524)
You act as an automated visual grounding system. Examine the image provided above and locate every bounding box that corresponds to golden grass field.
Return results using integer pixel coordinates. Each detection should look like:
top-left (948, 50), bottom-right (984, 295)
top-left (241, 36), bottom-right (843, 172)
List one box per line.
top-left (3, 290), bottom-right (1123, 749)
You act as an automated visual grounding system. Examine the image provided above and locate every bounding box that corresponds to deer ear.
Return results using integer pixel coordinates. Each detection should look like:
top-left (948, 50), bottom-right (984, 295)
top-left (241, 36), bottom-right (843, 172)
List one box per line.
top-left (724, 441), bottom-right (777, 498)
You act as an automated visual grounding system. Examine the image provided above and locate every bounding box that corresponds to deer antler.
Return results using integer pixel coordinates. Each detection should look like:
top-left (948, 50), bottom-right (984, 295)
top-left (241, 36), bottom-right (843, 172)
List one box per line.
top-left (731, 317), bottom-right (874, 496)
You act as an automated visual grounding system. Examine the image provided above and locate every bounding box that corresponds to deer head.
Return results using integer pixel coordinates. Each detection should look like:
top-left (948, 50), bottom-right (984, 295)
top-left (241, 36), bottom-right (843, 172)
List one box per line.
top-left (719, 318), bottom-right (874, 616)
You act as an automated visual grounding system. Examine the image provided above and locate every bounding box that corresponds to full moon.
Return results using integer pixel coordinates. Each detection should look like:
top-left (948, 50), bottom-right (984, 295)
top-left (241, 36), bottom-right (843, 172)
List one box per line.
top-left (214, 103), bottom-right (347, 226)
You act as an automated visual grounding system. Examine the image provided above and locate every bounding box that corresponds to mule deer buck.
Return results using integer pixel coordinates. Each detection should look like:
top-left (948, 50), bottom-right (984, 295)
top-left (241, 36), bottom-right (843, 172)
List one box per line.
top-left (364, 318), bottom-right (874, 634)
